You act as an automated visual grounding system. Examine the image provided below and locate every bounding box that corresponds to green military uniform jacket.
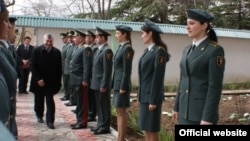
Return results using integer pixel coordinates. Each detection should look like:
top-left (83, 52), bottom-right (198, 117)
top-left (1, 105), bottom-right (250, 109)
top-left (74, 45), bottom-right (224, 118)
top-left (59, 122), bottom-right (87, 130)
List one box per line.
top-left (173, 38), bottom-right (225, 123)
top-left (90, 44), bottom-right (113, 90)
top-left (61, 42), bottom-right (69, 72)
top-left (112, 42), bottom-right (134, 91)
top-left (0, 42), bottom-right (18, 131)
top-left (69, 44), bottom-right (92, 86)
top-left (63, 43), bottom-right (75, 75)
top-left (138, 45), bottom-right (167, 105)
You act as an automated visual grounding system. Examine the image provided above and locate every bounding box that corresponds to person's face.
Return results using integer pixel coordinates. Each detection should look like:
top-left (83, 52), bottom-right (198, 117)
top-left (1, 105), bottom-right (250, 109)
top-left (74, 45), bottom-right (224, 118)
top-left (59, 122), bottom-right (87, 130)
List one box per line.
top-left (186, 18), bottom-right (207, 40)
top-left (73, 36), bottom-right (84, 45)
top-left (140, 30), bottom-right (152, 45)
top-left (44, 38), bottom-right (53, 48)
top-left (62, 37), bottom-right (68, 44)
top-left (0, 16), bottom-right (12, 40)
top-left (95, 35), bottom-right (104, 45)
top-left (68, 36), bottom-right (74, 43)
top-left (24, 38), bottom-right (31, 45)
top-left (85, 36), bottom-right (95, 45)
top-left (115, 30), bottom-right (127, 43)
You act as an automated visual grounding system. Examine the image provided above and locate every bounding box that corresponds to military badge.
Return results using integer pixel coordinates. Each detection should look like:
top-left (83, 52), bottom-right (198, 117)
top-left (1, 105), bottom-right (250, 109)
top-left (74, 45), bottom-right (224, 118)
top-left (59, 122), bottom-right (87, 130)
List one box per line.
top-left (217, 56), bottom-right (224, 67)
top-left (86, 50), bottom-right (92, 57)
top-left (126, 51), bottom-right (133, 60)
top-left (106, 51), bottom-right (113, 60)
top-left (158, 56), bottom-right (165, 65)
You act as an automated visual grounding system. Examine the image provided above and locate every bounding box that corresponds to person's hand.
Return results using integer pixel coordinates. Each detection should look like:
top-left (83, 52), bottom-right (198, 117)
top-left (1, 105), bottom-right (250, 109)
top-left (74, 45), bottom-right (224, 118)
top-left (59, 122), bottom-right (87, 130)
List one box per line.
top-left (82, 81), bottom-right (88, 87)
top-left (149, 104), bottom-right (157, 111)
top-left (172, 111), bottom-right (179, 124)
top-left (119, 89), bottom-right (126, 94)
top-left (100, 88), bottom-right (106, 93)
top-left (37, 79), bottom-right (45, 87)
top-left (200, 120), bottom-right (213, 125)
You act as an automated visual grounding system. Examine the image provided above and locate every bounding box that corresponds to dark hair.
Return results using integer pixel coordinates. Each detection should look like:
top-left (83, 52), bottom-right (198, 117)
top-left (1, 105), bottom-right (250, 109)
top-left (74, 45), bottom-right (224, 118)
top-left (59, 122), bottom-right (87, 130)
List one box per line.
top-left (117, 30), bottom-right (132, 45)
top-left (141, 25), bottom-right (170, 62)
top-left (24, 36), bottom-right (31, 40)
top-left (200, 21), bottom-right (218, 43)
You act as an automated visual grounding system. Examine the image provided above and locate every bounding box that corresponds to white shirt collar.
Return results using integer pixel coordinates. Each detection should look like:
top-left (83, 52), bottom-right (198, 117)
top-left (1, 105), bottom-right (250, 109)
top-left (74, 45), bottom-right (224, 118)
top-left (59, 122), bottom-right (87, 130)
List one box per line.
top-left (193, 36), bottom-right (207, 47)
top-left (147, 43), bottom-right (155, 51)
top-left (0, 40), bottom-right (9, 48)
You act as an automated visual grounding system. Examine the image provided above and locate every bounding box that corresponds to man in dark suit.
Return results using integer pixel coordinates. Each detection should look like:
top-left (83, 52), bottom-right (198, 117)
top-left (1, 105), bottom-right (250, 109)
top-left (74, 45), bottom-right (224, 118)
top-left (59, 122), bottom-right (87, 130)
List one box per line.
top-left (69, 29), bottom-right (92, 129)
top-left (30, 33), bottom-right (62, 129)
top-left (16, 36), bottom-right (34, 94)
top-left (90, 27), bottom-right (113, 135)
top-left (84, 30), bottom-right (98, 122)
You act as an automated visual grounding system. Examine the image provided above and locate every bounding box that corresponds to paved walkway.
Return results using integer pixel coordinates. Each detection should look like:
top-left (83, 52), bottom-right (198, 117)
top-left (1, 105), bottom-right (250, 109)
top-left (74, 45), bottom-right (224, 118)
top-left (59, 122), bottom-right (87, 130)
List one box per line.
top-left (16, 92), bottom-right (117, 141)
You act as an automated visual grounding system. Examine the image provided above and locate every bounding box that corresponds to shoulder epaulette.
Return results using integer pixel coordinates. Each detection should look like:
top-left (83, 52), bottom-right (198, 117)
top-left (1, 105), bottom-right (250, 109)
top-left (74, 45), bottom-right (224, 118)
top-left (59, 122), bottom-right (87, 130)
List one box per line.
top-left (209, 41), bottom-right (218, 47)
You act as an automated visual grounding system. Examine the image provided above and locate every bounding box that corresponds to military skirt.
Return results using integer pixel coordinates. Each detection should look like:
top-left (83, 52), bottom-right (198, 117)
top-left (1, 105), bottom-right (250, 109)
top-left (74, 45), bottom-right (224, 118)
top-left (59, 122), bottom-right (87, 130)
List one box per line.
top-left (138, 103), bottom-right (162, 132)
top-left (112, 90), bottom-right (130, 108)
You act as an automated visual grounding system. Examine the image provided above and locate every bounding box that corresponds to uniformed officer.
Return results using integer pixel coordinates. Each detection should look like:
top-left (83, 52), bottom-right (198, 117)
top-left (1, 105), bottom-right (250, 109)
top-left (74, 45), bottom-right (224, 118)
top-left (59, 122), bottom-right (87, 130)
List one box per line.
top-left (138, 19), bottom-right (170, 141)
top-left (69, 29), bottom-right (92, 129)
top-left (112, 25), bottom-right (134, 141)
top-left (90, 27), bottom-right (113, 135)
top-left (0, 1), bottom-right (18, 139)
top-left (63, 30), bottom-right (77, 106)
top-left (0, 122), bottom-right (16, 141)
top-left (172, 9), bottom-right (226, 125)
top-left (7, 16), bottom-right (18, 139)
top-left (84, 30), bottom-right (98, 122)
top-left (60, 32), bottom-right (70, 101)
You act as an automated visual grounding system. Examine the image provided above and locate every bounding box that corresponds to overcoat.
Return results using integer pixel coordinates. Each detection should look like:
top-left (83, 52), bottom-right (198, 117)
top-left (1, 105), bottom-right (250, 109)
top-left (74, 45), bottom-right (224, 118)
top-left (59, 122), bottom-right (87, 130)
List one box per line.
top-left (30, 45), bottom-right (62, 94)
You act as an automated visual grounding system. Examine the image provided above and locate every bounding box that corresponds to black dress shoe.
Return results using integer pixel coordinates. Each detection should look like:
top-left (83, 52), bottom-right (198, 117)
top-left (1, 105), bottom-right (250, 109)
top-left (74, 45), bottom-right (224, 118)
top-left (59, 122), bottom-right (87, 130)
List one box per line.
top-left (71, 109), bottom-right (76, 113)
top-left (72, 124), bottom-right (86, 129)
top-left (47, 122), bottom-right (55, 129)
top-left (87, 118), bottom-right (96, 122)
top-left (93, 129), bottom-right (110, 135)
top-left (70, 123), bottom-right (77, 127)
top-left (60, 97), bottom-right (69, 101)
top-left (37, 117), bottom-right (44, 123)
top-left (64, 102), bottom-right (75, 106)
top-left (91, 127), bottom-right (99, 132)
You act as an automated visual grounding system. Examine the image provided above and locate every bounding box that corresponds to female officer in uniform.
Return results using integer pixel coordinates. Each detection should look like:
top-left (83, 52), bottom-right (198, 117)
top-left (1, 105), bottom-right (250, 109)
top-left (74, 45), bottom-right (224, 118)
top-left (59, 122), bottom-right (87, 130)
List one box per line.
top-left (172, 9), bottom-right (225, 125)
top-left (0, 1), bottom-right (18, 139)
top-left (138, 20), bottom-right (170, 141)
top-left (112, 25), bottom-right (134, 141)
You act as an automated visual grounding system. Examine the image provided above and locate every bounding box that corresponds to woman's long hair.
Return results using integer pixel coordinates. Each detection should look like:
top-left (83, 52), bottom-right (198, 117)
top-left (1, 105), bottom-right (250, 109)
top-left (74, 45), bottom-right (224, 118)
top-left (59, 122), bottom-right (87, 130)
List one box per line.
top-left (200, 21), bottom-right (218, 43)
top-left (141, 25), bottom-right (171, 62)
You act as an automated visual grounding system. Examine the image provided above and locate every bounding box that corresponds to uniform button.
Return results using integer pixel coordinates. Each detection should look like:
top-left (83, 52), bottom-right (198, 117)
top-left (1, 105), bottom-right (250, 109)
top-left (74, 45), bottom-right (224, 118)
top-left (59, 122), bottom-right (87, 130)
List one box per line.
top-left (185, 90), bottom-right (189, 93)
top-left (10, 97), bottom-right (13, 100)
top-left (10, 115), bottom-right (14, 118)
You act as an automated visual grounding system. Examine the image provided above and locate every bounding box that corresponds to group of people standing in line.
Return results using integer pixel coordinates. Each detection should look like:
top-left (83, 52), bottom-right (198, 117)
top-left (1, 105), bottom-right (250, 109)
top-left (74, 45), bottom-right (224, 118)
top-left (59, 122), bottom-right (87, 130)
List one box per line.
top-left (0, 0), bottom-right (225, 140)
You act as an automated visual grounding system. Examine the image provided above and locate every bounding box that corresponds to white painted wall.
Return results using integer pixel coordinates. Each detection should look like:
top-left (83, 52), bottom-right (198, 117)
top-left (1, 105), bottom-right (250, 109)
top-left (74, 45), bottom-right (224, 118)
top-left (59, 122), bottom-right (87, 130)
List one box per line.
top-left (33, 28), bottom-right (250, 85)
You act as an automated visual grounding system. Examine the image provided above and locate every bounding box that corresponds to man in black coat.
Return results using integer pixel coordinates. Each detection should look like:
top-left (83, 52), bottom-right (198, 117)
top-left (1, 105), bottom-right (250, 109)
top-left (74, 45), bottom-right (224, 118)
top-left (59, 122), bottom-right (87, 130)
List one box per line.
top-left (30, 33), bottom-right (62, 129)
top-left (16, 36), bottom-right (34, 94)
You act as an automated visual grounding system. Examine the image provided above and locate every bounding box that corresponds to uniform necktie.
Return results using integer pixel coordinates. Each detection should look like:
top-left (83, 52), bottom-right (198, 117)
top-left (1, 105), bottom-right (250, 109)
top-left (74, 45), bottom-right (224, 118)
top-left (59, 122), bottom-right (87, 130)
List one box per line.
top-left (188, 44), bottom-right (196, 56)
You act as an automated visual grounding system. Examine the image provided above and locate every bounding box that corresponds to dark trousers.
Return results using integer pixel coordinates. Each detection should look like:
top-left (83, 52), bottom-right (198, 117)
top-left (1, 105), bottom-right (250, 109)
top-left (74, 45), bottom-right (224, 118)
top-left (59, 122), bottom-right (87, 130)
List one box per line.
top-left (62, 74), bottom-right (69, 98)
top-left (34, 93), bottom-right (55, 123)
top-left (74, 85), bottom-right (88, 125)
top-left (94, 90), bottom-right (111, 130)
top-left (87, 87), bottom-right (96, 119)
top-left (18, 68), bottom-right (30, 93)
